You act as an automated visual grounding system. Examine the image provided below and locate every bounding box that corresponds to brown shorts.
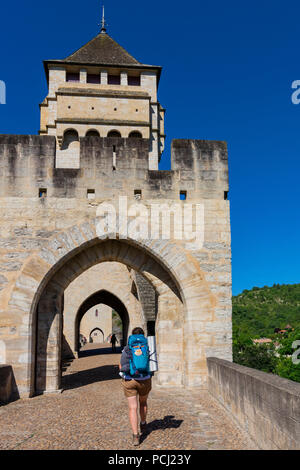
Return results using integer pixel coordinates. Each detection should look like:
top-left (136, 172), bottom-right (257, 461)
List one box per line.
top-left (122, 378), bottom-right (152, 398)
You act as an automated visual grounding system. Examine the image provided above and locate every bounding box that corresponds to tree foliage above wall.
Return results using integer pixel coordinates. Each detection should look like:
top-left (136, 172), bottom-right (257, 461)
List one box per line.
top-left (232, 283), bottom-right (300, 383)
top-left (233, 283), bottom-right (300, 338)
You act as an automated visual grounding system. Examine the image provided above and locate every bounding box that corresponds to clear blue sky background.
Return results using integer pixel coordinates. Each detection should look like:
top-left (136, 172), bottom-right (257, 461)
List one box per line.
top-left (0, 0), bottom-right (299, 295)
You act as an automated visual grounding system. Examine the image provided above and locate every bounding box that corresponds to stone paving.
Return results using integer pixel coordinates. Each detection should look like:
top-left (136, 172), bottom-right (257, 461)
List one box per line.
top-left (0, 344), bottom-right (257, 450)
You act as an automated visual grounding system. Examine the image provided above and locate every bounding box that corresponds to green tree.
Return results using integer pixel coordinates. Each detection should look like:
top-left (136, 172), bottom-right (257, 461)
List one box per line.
top-left (275, 357), bottom-right (300, 382)
top-left (277, 328), bottom-right (300, 356)
top-left (234, 343), bottom-right (277, 373)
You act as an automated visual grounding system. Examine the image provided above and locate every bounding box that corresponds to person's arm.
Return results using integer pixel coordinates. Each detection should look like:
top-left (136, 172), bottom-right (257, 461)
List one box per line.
top-left (120, 346), bottom-right (130, 372)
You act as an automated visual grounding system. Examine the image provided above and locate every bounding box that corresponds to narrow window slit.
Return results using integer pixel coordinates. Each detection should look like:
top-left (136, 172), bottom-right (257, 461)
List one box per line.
top-left (87, 189), bottom-right (95, 200)
top-left (39, 188), bottom-right (47, 198)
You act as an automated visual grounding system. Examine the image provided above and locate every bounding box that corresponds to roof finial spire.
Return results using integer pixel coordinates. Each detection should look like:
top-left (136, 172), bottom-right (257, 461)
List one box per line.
top-left (100, 5), bottom-right (107, 34)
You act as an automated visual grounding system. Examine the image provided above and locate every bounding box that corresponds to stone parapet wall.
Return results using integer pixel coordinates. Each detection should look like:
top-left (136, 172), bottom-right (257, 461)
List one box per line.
top-left (207, 357), bottom-right (300, 450)
top-left (0, 136), bottom-right (228, 200)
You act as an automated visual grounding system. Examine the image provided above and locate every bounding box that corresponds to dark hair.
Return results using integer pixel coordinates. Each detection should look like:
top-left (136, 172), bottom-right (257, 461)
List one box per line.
top-left (132, 327), bottom-right (144, 336)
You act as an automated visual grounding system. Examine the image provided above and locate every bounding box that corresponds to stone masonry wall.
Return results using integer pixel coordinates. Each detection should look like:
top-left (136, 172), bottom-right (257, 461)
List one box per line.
top-left (79, 304), bottom-right (112, 344)
top-left (0, 135), bottom-right (232, 396)
top-left (207, 358), bottom-right (300, 450)
top-left (0, 136), bottom-right (228, 200)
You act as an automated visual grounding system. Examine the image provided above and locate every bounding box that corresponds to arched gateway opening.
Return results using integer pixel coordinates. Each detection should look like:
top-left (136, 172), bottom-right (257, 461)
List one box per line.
top-left (89, 328), bottom-right (104, 343)
top-left (75, 290), bottom-right (130, 352)
top-left (32, 237), bottom-right (186, 396)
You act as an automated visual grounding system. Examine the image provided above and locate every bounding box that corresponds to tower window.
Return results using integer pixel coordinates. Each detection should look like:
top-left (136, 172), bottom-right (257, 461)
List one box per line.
top-left (87, 74), bottom-right (100, 84)
top-left (129, 131), bottom-right (142, 139)
top-left (224, 191), bottom-right (228, 200)
top-left (108, 74), bottom-right (121, 85)
top-left (180, 191), bottom-right (187, 201)
top-left (66, 72), bottom-right (80, 82)
top-left (107, 130), bottom-right (121, 138)
top-left (128, 75), bottom-right (141, 86)
top-left (86, 130), bottom-right (100, 137)
top-left (87, 189), bottom-right (95, 199)
top-left (62, 129), bottom-right (79, 150)
top-left (134, 190), bottom-right (142, 200)
top-left (39, 188), bottom-right (47, 198)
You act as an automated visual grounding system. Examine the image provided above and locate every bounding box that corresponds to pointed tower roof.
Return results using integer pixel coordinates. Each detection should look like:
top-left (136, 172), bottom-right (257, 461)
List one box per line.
top-left (43, 16), bottom-right (162, 84)
top-left (64, 32), bottom-right (141, 66)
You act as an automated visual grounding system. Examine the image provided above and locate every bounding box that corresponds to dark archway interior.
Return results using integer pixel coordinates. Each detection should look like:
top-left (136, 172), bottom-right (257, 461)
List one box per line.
top-left (86, 130), bottom-right (100, 138)
top-left (61, 129), bottom-right (79, 150)
top-left (107, 130), bottom-right (121, 138)
top-left (75, 290), bottom-right (129, 353)
top-left (129, 131), bottom-right (142, 138)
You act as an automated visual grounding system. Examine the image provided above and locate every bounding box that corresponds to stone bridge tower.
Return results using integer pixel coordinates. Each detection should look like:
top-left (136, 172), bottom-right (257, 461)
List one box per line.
top-left (40, 21), bottom-right (165, 170)
top-left (0, 16), bottom-right (232, 399)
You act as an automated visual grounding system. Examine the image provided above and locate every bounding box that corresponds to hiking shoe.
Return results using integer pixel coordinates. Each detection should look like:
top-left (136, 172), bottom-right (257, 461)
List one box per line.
top-left (132, 434), bottom-right (140, 446)
top-left (140, 422), bottom-right (147, 434)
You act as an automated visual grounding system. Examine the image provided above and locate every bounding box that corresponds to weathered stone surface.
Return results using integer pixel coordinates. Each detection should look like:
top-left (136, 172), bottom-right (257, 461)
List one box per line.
top-left (0, 274), bottom-right (8, 291)
top-left (0, 38), bottom-right (232, 401)
top-left (0, 261), bottom-right (23, 272)
top-left (207, 358), bottom-right (300, 450)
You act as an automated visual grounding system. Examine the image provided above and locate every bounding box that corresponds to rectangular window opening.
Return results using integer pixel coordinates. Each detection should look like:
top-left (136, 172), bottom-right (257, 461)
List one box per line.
top-left (128, 75), bottom-right (141, 86)
top-left (108, 74), bottom-right (121, 85)
top-left (180, 191), bottom-right (187, 201)
top-left (113, 148), bottom-right (117, 170)
top-left (87, 189), bottom-right (96, 200)
top-left (224, 191), bottom-right (228, 200)
top-left (39, 188), bottom-right (47, 198)
top-left (87, 74), bottom-right (101, 84)
top-left (66, 72), bottom-right (80, 83)
top-left (134, 190), bottom-right (142, 200)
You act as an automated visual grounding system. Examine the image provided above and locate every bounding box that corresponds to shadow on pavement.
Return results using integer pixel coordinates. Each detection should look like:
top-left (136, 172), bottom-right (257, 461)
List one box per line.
top-left (62, 364), bottom-right (120, 390)
top-left (78, 346), bottom-right (121, 358)
top-left (140, 415), bottom-right (183, 444)
top-left (62, 360), bottom-right (74, 372)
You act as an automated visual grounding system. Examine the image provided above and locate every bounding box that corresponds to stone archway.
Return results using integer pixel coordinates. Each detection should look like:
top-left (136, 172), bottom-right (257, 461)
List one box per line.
top-left (75, 290), bottom-right (130, 352)
top-left (62, 262), bottom-right (145, 358)
top-left (34, 238), bottom-right (186, 395)
top-left (89, 328), bottom-right (104, 343)
top-left (5, 224), bottom-right (220, 398)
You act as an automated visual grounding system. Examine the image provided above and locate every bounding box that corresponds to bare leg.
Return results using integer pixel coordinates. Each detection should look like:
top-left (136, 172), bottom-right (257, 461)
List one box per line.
top-left (127, 396), bottom-right (139, 435)
top-left (139, 394), bottom-right (149, 423)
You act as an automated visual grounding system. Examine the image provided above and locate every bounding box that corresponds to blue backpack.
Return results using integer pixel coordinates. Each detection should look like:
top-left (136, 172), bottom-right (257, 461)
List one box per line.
top-left (128, 334), bottom-right (150, 378)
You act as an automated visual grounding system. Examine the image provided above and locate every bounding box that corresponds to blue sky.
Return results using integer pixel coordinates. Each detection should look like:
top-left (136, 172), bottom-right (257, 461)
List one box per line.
top-left (0, 0), bottom-right (299, 295)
